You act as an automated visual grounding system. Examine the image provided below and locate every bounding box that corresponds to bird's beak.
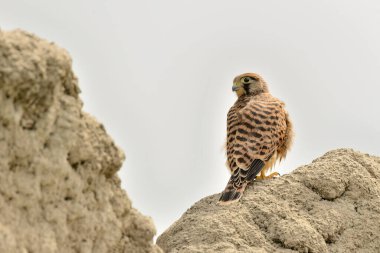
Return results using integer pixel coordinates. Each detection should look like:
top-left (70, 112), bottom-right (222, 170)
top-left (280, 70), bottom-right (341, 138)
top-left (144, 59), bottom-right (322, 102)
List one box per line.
top-left (232, 83), bottom-right (240, 92)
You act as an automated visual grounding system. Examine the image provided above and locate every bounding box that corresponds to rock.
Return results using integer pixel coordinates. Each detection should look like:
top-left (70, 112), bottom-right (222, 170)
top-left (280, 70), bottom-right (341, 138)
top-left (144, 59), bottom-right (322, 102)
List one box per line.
top-left (0, 29), bottom-right (162, 253)
top-left (157, 149), bottom-right (380, 253)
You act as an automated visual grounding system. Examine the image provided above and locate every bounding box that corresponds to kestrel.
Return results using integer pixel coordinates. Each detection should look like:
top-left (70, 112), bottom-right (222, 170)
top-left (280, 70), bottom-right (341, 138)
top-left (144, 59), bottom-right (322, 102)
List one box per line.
top-left (219, 73), bottom-right (294, 204)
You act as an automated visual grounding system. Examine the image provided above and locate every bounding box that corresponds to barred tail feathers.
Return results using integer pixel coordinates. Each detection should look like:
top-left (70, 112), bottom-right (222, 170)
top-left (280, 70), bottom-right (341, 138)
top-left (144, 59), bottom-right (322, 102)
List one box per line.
top-left (218, 159), bottom-right (265, 204)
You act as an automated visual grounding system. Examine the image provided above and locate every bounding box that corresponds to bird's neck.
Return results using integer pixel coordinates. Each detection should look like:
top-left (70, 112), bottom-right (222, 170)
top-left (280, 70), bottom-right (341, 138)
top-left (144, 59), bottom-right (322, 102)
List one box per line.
top-left (238, 90), bottom-right (264, 100)
top-left (236, 95), bottom-right (252, 107)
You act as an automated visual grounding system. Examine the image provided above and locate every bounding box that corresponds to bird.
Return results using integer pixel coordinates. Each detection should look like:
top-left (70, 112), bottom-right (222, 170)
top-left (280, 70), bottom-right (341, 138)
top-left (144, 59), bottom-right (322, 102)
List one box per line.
top-left (219, 73), bottom-right (293, 204)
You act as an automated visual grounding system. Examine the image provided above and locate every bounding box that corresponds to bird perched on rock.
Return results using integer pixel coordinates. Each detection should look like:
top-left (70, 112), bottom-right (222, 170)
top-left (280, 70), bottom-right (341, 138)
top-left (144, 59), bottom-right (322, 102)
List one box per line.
top-left (219, 73), bottom-right (293, 204)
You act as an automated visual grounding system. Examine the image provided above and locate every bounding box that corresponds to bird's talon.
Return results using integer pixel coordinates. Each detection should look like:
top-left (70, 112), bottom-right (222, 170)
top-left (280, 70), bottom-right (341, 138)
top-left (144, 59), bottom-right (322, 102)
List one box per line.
top-left (257, 172), bottom-right (280, 180)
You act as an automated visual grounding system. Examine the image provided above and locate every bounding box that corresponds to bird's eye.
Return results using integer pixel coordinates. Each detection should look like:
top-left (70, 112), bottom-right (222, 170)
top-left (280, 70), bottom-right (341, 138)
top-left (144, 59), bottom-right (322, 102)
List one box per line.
top-left (243, 77), bottom-right (250, 83)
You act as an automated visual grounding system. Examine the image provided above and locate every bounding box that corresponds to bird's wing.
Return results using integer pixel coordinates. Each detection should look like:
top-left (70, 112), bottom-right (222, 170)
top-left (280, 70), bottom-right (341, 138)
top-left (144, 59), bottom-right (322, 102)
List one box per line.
top-left (233, 98), bottom-right (286, 169)
top-left (220, 97), bottom-right (287, 203)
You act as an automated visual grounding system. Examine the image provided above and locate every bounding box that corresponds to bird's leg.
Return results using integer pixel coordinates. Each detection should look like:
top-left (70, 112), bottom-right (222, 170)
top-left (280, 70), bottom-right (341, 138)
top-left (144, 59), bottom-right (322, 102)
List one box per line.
top-left (255, 156), bottom-right (280, 180)
top-left (262, 171), bottom-right (280, 179)
top-left (256, 167), bottom-right (280, 180)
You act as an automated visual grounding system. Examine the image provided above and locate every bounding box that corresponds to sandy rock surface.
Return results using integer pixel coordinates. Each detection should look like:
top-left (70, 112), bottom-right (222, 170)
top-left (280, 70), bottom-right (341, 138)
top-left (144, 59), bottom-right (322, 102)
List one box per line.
top-left (0, 29), bottom-right (162, 253)
top-left (157, 149), bottom-right (380, 253)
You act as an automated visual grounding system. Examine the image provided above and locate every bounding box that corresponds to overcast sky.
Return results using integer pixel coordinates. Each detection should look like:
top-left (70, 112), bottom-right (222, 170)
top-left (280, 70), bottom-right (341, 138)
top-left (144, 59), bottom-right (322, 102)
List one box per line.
top-left (2, 0), bottom-right (380, 236)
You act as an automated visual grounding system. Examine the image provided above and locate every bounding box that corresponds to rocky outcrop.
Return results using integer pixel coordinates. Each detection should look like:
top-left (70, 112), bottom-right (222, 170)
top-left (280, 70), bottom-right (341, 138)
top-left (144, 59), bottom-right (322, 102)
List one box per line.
top-left (157, 149), bottom-right (380, 253)
top-left (0, 29), bottom-right (162, 253)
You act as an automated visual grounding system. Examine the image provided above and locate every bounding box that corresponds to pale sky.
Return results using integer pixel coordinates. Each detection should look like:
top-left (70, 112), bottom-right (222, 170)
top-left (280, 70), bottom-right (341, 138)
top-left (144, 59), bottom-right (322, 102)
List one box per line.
top-left (2, 0), bottom-right (380, 236)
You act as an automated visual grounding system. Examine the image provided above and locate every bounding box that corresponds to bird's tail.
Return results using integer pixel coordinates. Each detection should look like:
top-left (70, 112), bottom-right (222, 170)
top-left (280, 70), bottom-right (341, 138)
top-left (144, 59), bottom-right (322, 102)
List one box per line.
top-left (218, 159), bottom-right (265, 204)
top-left (218, 177), bottom-right (248, 204)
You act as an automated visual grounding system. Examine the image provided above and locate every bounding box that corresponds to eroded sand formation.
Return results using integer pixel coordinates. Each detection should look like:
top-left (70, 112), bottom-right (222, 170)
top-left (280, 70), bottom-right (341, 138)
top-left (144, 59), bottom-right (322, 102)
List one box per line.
top-left (2, 28), bottom-right (380, 253)
top-left (0, 29), bottom-right (162, 253)
top-left (158, 149), bottom-right (380, 253)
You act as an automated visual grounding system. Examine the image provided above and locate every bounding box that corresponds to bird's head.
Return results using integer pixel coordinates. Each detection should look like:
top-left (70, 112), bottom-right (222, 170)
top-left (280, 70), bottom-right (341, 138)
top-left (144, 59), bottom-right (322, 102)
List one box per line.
top-left (232, 73), bottom-right (269, 97)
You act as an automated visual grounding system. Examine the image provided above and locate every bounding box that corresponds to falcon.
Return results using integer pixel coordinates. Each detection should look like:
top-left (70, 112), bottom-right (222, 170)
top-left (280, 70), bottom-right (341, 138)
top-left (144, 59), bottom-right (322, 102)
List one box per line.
top-left (219, 73), bottom-right (293, 204)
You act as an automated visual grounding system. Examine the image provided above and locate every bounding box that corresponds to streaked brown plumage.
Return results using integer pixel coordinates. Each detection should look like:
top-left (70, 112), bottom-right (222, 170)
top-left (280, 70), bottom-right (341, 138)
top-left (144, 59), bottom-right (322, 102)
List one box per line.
top-left (219, 73), bottom-right (293, 204)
